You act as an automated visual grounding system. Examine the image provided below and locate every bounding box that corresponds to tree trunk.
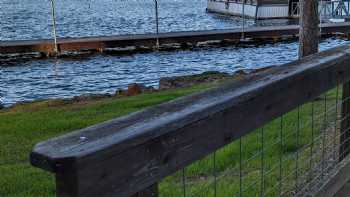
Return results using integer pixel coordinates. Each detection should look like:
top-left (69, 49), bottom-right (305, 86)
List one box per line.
top-left (299, 0), bottom-right (319, 58)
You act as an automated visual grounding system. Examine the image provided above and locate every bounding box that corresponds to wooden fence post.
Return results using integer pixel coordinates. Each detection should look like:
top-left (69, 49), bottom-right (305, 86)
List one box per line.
top-left (340, 82), bottom-right (350, 161)
top-left (132, 184), bottom-right (158, 197)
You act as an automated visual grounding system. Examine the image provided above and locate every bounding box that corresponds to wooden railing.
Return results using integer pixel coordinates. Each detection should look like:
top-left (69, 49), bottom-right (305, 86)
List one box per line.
top-left (31, 44), bottom-right (350, 197)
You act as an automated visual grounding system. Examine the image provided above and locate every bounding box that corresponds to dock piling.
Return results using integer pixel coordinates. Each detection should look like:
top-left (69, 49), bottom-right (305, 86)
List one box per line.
top-left (154, 0), bottom-right (160, 49)
top-left (50, 0), bottom-right (59, 55)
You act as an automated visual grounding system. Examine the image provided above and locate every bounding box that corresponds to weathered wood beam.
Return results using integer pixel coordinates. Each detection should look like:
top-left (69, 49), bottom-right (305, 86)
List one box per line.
top-left (131, 184), bottom-right (158, 197)
top-left (30, 45), bottom-right (350, 197)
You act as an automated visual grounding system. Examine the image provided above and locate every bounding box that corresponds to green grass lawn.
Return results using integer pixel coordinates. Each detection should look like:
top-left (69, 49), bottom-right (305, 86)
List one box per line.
top-left (0, 83), bottom-right (341, 197)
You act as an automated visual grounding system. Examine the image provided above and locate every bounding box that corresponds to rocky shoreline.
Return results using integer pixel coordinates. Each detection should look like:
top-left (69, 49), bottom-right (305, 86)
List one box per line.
top-left (0, 67), bottom-right (274, 110)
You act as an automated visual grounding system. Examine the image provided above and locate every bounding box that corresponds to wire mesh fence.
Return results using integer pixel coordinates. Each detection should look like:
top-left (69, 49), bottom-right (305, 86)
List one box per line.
top-left (158, 84), bottom-right (350, 197)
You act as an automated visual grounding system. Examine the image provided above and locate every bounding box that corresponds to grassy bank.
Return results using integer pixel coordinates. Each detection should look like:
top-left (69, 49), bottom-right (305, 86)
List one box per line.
top-left (0, 84), bottom-right (213, 197)
top-left (0, 82), bottom-right (340, 197)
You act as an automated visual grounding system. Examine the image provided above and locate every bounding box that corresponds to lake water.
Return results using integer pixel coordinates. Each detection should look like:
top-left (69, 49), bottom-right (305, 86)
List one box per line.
top-left (0, 0), bottom-right (348, 106)
top-left (1, 38), bottom-right (349, 106)
top-left (0, 0), bottom-right (295, 41)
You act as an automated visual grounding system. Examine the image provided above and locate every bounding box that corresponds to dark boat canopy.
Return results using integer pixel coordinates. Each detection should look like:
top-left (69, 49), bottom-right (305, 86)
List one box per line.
top-left (257, 0), bottom-right (289, 5)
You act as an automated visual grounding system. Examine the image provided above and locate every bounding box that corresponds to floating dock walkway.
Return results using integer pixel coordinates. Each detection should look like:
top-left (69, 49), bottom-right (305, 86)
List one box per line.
top-left (1, 22), bottom-right (350, 56)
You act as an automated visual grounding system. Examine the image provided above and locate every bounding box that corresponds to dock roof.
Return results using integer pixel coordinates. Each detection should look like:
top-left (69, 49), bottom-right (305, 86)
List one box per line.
top-left (258, 0), bottom-right (289, 5)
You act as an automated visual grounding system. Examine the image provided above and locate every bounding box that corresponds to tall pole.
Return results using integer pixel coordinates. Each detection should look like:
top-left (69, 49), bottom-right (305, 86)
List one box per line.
top-left (50, 0), bottom-right (59, 55)
top-left (320, 0), bottom-right (323, 36)
top-left (154, 0), bottom-right (159, 49)
top-left (242, 0), bottom-right (245, 40)
top-left (298, 0), bottom-right (319, 58)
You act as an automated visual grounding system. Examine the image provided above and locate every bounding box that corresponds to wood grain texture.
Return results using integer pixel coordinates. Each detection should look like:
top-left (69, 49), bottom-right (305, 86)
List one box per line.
top-left (30, 45), bottom-right (350, 197)
top-left (131, 184), bottom-right (158, 197)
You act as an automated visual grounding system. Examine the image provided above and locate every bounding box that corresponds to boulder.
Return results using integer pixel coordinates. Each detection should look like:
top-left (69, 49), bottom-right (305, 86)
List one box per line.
top-left (125, 83), bottom-right (156, 96)
top-left (125, 83), bottom-right (143, 96)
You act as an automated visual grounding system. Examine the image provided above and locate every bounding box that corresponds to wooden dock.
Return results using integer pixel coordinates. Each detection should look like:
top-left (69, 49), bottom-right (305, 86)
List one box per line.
top-left (1, 22), bottom-right (350, 55)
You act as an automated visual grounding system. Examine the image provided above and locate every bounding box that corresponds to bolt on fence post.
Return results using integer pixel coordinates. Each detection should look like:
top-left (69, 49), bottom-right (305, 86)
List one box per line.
top-left (340, 81), bottom-right (350, 162)
top-left (50, 0), bottom-right (59, 55)
top-left (154, 0), bottom-right (160, 49)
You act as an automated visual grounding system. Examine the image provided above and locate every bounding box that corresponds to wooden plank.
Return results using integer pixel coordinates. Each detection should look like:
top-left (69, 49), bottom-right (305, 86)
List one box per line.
top-left (2, 23), bottom-right (350, 55)
top-left (315, 155), bottom-right (350, 197)
top-left (30, 45), bottom-right (350, 197)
